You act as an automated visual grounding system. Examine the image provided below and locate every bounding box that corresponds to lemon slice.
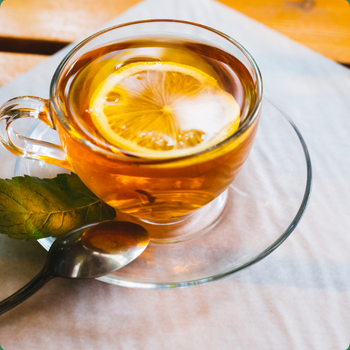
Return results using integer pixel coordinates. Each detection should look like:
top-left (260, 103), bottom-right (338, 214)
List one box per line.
top-left (89, 61), bottom-right (241, 158)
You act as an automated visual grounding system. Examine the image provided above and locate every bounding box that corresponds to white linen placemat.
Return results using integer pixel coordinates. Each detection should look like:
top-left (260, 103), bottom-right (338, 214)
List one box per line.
top-left (1, 0), bottom-right (350, 349)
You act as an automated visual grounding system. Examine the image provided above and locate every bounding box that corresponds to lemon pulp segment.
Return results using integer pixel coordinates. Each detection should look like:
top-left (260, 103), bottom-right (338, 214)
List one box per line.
top-left (89, 61), bottom-right (241, 158)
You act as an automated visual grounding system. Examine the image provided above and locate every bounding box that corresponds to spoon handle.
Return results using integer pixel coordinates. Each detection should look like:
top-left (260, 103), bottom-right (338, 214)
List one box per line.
top-left (0, 265), bottom-right (54, 315)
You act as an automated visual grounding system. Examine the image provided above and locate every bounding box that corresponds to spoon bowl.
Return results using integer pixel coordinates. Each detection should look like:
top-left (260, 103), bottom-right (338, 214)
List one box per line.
top-left (0, 220), bottom-right (149, 315)
top-left (49, 221), bottom-right (149, 278)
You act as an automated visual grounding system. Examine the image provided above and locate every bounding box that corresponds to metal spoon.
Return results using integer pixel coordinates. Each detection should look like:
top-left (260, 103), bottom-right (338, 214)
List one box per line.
top-left (0, 220), bottom-right (149, 315)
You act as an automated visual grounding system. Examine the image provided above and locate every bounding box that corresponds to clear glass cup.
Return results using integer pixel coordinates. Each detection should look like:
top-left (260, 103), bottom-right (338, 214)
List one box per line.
top-left (0, 19), bottom-right (263, 243)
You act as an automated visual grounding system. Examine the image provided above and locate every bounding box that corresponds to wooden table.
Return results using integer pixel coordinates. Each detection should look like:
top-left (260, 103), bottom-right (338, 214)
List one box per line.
top-left (0, 0), bottom-right (349, 87)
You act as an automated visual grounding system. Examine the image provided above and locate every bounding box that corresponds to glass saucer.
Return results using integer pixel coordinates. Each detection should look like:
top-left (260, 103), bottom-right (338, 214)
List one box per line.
top-left (15, 98), bottom-right (312, 289)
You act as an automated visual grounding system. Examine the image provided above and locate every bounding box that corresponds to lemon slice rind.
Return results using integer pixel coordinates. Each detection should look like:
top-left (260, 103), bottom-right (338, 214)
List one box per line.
top-left (89, 61), bottom-right (241, 159)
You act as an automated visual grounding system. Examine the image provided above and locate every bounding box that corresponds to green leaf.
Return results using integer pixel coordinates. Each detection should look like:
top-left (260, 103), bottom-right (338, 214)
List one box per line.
top-left (346, 0), bottom-right (350, 5)
top-left (0, 344), bottom-right (4, 350)
top-left (0, 0), bottom-right (4, 7)
top-left (0, 173), bottom-right (116, 240)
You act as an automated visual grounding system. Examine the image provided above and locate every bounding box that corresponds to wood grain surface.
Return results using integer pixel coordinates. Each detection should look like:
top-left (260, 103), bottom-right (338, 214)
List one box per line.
top-left (218, 0), bottom-right (350, 64)
top-left (0, 0), bottom-right (349, 87)
top-left (0, 0), bottom-right (141, 86)
top-left (0, 0), bottom-right (141, 42)
top-left (0, 52), bottom-right (46, 86)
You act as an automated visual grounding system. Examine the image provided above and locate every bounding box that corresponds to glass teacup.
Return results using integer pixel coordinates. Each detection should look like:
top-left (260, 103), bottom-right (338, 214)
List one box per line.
top-left (0, 20), bottom-right (263, 242)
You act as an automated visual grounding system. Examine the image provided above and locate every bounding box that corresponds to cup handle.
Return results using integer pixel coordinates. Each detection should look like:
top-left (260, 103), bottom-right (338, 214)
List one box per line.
top-left (0, 96), bottom-right (73, 171)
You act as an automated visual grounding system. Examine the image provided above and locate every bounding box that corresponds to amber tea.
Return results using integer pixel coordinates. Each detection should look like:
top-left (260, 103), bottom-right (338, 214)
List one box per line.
top-left (54, 35), bottom-right (260, 225)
